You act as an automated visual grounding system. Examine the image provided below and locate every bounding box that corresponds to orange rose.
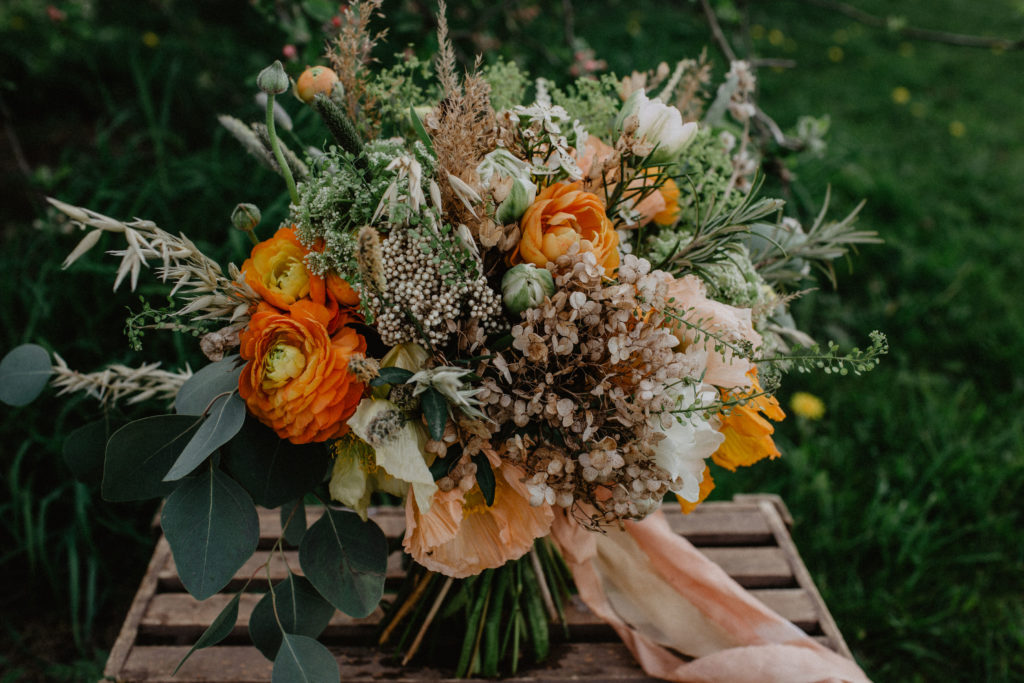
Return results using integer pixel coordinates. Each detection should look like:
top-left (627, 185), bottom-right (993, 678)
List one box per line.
top-left (238, 300), bottom-right (366, 444)
top-left (513, 181), bottom-right (620, 276)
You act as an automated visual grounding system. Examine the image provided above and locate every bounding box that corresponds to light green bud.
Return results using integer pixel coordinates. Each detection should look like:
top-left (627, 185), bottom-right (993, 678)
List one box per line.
top-left (257, 60), bottom-right (289, 95)
top-left (495, 176), bottom-right (536, 224)
top-left (502, 264), bottom-right (555, 314)
top-left (230, 203), bottom-right (261, 233)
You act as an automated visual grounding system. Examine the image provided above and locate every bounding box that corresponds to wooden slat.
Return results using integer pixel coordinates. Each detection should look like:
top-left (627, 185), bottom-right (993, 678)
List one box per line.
top-left (121, 643), bottom-right (662, 682)
top-left (103, 537), bottom-right (172, 680)
top-left (755, 499), bottom-right (853, 658)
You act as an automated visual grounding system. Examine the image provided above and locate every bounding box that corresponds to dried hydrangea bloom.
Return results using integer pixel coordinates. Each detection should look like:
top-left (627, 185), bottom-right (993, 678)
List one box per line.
top-left (487, 250), bottom-right (710, 524)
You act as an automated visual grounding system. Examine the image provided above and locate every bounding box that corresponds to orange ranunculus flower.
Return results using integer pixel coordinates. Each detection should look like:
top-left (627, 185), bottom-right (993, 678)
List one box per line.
top-left (513, 181), bottom-right (620, 277)
top-left (403, 449), bottom-right (554, 578)
top-left (238, 299), bottom-right (366, 444)
top-left (712, 370), bottom-right (786, 471)
top-left (243, 227), bottom-right (327, 311)
top-left (243, 226), bottom-right (361, 332)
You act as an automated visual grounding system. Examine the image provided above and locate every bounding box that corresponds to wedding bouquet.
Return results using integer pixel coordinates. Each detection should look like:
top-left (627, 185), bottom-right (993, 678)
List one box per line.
top-left (0, 2), bottom-right (886, 680)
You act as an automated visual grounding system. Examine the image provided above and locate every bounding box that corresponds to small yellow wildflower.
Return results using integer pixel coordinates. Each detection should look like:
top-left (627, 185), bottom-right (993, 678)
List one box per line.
top-left (750, 25), bottom-right (765, 40)
top-left (898, 42), bottom-right (915, 58)
top-left (832, 29), bottom-right (849, 44)
top-left (910, 102), bottom-right (926, 118)
top-left (769, 29), bottom-right (785, 46)
top-left (949, 121), bottom-right (966, 138)
top-left (891, 87), bottom-right (911, 105)
top-left (827, 46), bottom-right (844, 63)
top-left (790, 392), bottom-right (825, 420)
top-left (142, 31), bottom-right (160, 48)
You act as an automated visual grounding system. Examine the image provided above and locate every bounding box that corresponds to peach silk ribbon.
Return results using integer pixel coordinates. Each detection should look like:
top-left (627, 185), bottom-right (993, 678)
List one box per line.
top-left (550, 509), bottom-right (871, 683)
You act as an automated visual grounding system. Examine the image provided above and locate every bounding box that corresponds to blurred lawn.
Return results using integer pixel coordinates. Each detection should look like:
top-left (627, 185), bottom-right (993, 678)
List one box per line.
top-left (2, 0), bottom-right (1022, 680)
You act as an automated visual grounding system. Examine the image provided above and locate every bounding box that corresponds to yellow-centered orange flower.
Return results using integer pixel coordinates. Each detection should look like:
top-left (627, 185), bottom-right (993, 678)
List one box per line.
top-left (243, 227), bottom-right (325, 311)
top-left (712, 370), bottom-right (786, 471)
top-left (513, 181), bottom-right (620, 277)
top-left (238, 300), bottom-right (365, 444)
top-left (403, 449), bottom-right (554, 578)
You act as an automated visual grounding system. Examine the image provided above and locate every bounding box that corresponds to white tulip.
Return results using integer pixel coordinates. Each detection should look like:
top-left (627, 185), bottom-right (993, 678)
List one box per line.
top-left (616, 89), bottom-right (699, 164)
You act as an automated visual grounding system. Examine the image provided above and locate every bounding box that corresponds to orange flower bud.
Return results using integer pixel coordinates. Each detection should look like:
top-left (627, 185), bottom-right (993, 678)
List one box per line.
top-left (295, 65), bottom-right (339, 103)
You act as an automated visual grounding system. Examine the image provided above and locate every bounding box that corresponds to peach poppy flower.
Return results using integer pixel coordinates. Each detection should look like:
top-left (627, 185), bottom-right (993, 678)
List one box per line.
top-left (513, 181), bottom-right (620, 277)
top-left (712, 370), bottom-right (786, 471)
top-left (238, 300), bottom-right (365, 444)
top-left (665, 275), bottom-right (761, 390)
top-left (403, 449), bottom-right (554, 578)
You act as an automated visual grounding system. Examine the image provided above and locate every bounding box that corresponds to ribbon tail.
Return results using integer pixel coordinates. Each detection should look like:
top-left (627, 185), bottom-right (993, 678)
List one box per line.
top-left (550, 508), bottom-right (871, 683)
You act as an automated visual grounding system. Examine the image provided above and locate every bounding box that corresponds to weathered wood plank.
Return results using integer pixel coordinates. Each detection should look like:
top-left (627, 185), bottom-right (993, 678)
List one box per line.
top-left (120, 643), bottom-right (663, 682)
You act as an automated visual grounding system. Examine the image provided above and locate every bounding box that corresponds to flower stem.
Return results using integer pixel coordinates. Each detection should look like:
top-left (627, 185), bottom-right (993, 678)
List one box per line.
top-left (265, 94), bottom-right (299, 206)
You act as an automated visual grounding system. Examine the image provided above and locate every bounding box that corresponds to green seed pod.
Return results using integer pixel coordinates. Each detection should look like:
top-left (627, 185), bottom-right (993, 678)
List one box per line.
top-left (501, 264), bottom-right (555, 315)
top-left (256, 60), bottom-right (289, 95)
top-left (230, 203), bottom-right (261, 233)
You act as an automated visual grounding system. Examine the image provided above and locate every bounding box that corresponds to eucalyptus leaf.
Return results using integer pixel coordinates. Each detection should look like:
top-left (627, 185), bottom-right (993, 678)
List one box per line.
top-left (175, 356), bottom-right (242, 416)
top-left (164, 394), bottom-right (246, 481)
top-left (471, 453), bottom-right (496, 506)
top-left (368, 366), bottom-right (414, 387)
top-left (102, 414), bottom-right (202, 502)
top-left (249, 573), bottom-right (336, 660)
top-left (222, 419), bottom-right (331, 508)
top-left (281, 499), bottom-right (308, 547)
top-left (161, 466), bottom-right (259, 600)
top-left (0, 344), bottom-right (52, 407)
top-left (299, 508), bottom-right (387, 618)
top-left (63, 419), bottom-right (111, 485)
top-left (272, 634), bottom-right (340, 683)
top-left (421, 387), bottom-right (448, 441)
top-left (174, 593), bottom-right (241, 674)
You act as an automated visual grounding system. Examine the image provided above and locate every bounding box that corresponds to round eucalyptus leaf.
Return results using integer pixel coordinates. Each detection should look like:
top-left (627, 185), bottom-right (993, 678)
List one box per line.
top-left (249, 573), bottom-right (336, 660)
top-left (174, 356), bottom-right (242, 416)
top-left (102, 414), bottom-right (202, 502)
top-left (63, 419), bottom-right (111, 485)
top-left (222, 419), bottom-right (331, 508)
top-left (272, 634), bottom-right (339, 683)
top-left (164, 394), bottom-right (246, 481)
top-left (299, 508), bottom-right (387, 618)
top-left (161, 466), bottom-right (259, 601)
top-left (0, 344), bottom-right (52, 407)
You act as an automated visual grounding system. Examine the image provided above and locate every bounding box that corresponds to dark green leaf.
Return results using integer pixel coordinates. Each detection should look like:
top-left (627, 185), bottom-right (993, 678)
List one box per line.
top-left (281, 499), bottom-right (308, 547)
top-left (299, 508), bottom-right (387, 618)
top-left (428, 454), bottom-right (454, 482)
top-left (368, 366), bottom-right (414, 387)
top-left (175, 356), bottom-right (242, 416)
top-left (63, 419), bottom-right (111, 485)
top-left (471, 453), bottom-right (496, 507)
top-left (174, 593), bottom-right (241, 674)
top-left (161, 466), bottom-right (259, 600)
top-left (272, 633), bottom-right (339, 683)
top-left (421, 387), bottom-right (448, 441)
top-left (222, 419), bottom-right (331, 508)
top-left (409, 105), bottom-right (435, 156)
top-left (0, 344), bottom-right (52, 407)
top-left (250, 573), bottom-right (336, 660)
top-left (164, 394), bottom-right (246, 481)
top-left (102, 414), bottom-right (202, 501)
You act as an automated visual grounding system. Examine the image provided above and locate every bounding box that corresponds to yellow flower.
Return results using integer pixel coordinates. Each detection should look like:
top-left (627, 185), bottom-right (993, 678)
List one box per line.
top-left (712, 370), bottom-right (785, 471)
top-left (891, 87), bottom-right (911, 105)
top-left (790, 391), bottom-right (825, 420)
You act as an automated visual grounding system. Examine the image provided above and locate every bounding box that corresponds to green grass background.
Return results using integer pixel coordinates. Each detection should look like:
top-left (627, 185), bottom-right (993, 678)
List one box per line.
top-left (1, 0), bottom-right (1022, 680)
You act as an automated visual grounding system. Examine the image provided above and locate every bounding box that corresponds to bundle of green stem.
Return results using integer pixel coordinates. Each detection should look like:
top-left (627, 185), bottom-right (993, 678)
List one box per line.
top-left (378, 538), bottom-right (573, 677)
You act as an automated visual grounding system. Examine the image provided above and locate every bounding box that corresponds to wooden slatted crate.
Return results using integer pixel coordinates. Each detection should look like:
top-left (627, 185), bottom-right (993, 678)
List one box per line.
top-left (103, 495), bottom-right (853, 682)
